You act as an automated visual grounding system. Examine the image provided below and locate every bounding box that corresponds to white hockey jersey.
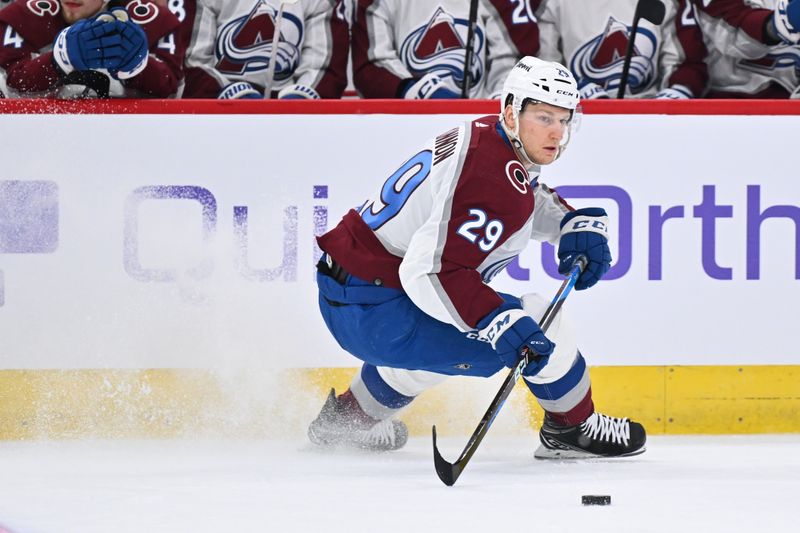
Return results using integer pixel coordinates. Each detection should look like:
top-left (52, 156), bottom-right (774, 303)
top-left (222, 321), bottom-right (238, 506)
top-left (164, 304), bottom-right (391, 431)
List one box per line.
top-left (536, 0), bottom-right (708, 97)
top-left (351, 0), bottom-right (523, 98)
top-left (183, 0), bottom-right (349, 98)
top-left (691, 0), bottom-right (800, 97)
top-left (318, 116), bottom-right (571, 332)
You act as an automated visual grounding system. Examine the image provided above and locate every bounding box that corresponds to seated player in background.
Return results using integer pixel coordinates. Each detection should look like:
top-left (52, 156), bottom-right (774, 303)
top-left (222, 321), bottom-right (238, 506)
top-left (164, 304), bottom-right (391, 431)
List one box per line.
top-left (351, 0), bottom-right (531, 99)
top-left (690, 0), bottom-right (800, 98)
top-left (0, 0), bottom-right (184, 98)
top-left (309, 56), bottom-right (647, 459)
top-left (536, 0), bottom-right (708, 99)
top-left (180, 0), bottom-right (349, 100)
top-left (0, 0), bottom-right (9, 95)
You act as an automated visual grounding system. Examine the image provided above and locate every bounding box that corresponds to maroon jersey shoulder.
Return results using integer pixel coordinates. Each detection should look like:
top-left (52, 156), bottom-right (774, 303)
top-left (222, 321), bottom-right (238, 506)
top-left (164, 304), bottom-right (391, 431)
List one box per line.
top-left (459, 115), bottom-right (535, 221)
top-left (0, 0), bottom-right (64, 49)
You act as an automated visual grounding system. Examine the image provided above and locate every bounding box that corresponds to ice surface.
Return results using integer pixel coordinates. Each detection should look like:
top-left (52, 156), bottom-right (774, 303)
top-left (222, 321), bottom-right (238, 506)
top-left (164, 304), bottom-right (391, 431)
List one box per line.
top-left (0, 435), bottom-right (795, 533)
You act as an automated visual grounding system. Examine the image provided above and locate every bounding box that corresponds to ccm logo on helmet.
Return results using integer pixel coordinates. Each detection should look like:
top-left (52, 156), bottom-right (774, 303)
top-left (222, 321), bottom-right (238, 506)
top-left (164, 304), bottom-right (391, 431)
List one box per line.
top-left (557, 89), bottom-right (576, 96)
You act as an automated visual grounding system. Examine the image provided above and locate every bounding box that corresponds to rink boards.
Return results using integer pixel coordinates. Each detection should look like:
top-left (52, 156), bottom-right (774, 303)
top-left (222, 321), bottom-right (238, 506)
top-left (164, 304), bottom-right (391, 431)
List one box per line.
top-left (0, 365), bottom-right (798, 439)
top-left (0, 99), bottom-right (798, 438)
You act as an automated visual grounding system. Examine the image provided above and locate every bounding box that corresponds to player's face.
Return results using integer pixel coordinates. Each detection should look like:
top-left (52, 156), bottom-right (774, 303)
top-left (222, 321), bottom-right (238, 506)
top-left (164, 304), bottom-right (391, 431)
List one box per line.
top-left (517, 103), bottom-right (572, 165)
top-left (61, 0), bottom-right (106, 24)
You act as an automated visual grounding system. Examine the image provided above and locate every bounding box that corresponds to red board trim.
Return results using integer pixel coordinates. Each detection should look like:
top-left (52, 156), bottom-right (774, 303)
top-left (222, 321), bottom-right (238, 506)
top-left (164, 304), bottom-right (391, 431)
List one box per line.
top-left (1, 98), bottom-right (799, 115)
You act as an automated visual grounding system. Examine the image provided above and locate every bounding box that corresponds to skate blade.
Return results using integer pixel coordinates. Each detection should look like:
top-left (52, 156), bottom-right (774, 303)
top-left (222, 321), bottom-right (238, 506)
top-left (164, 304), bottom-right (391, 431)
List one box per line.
top-left (534, 444), bottom-right (647, 460)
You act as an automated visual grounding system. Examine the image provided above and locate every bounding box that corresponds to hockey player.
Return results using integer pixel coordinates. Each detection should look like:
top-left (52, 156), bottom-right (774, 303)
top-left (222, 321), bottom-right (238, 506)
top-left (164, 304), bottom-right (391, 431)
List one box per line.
top-left (0, 0), bottom-right (184, 98)
top-left (351, 0), bottom-right (524, 99)
top-left (181, 0), bottom-right (349, 99)
top-left (536, 0), bottom-right (708, 99)
top-left (690, 0), bottom-right (800, 98)
top-left (309, 56), bottom-right (647, 459)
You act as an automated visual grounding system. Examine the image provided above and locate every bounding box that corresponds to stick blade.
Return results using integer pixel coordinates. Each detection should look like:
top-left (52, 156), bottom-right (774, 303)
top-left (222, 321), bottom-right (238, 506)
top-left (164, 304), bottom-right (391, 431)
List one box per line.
top-left (638, 0), bottom-right (665, 25)
top-left (432, 426), bottom-right (461, 486)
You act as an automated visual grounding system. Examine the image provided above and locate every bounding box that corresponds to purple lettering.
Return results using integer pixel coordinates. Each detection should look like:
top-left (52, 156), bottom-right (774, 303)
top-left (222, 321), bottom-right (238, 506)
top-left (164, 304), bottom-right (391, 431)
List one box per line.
top-left (648, 205), bottom-right (684, 280)
top-left (233, 205), bottom-right (298, 282)
top-left (313, 185), bottom-right (328, 266)
top-left (0, 180), bottom-right (59, 306)
top-left (123, 186), bottom-right (217, 282)
top-left (693, 185), bottom-right (733, 280)
top-left (0, 180), bottom-right (59, 253)
top-left (507, 256), bottom-right (530, 281)
top-left (541, 185), bottom-right (632, 281)
top-left (746, 185), bottom-right (800, 280)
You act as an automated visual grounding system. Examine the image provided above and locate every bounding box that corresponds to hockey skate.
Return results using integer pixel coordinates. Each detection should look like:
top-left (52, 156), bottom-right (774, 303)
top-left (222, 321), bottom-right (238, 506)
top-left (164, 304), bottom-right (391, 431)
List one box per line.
top-left (308, 389), bottom-right (408, 452)
top-left (534, 412), bottom-right (646, 459)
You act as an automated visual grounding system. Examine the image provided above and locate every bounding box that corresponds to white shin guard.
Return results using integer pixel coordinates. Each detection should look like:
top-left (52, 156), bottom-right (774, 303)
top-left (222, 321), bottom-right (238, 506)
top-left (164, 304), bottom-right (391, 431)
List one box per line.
top-left (519, 292), bottom-right (579, 385)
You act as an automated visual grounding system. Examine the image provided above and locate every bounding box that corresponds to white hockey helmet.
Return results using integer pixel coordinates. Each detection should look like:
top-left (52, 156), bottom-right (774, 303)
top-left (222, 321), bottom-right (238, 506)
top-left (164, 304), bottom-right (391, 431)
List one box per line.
top-left (500, 56), bottom-right (582, 165)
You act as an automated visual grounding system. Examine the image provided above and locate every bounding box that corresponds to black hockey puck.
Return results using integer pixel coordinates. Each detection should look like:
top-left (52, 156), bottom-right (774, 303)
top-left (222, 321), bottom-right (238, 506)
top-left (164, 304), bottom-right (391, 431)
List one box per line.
top-left (582, 495), bottom-right (611, 505)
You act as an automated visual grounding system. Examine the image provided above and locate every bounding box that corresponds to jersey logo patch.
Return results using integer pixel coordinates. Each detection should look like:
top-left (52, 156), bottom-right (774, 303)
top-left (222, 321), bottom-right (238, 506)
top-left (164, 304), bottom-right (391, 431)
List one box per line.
top-left (26, 0), bottom-right (59, 17)
top-left (737, 48), bottom-right (800, 84)
top-left (570, 16), bottom-right (658, 95)
top-left (505, 160), bottom-right (529, 194)
top-left (398, 7), bottom-right (484, 95)
top-left (126, 0), bottom-right (159, 25)
top-left (215, 1), bottom-right (303, 79)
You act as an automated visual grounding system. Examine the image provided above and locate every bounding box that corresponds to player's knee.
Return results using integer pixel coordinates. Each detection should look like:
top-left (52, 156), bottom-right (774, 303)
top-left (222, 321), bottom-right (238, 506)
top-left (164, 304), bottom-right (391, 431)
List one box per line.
top-left (520, 293), bottom-right (579, 382)
top-left (376, 366), bottom-right (449, 397)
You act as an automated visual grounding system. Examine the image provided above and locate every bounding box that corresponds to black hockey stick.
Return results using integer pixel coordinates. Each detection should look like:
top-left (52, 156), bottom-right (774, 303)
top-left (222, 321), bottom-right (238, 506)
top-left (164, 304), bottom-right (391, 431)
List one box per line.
top-left (432, 256), bottom-right (587, 486)
top-left (461, 0), bottom-right (480, 98)
top-left (617, 0), bottom-right (666, 98)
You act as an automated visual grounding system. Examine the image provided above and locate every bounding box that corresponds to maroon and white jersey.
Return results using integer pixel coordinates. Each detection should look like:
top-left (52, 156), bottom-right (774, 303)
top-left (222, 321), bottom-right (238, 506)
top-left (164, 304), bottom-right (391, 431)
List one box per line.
top-left (351, 0), bottom-right (525, 98)
top-left (0, 0), bottom-right (184, 98)
top-left (536, 0), bottom-right (708, 97)
top-left (485, 0), bottom-right (542, 62)
top-left (691, 0), bottom-right (799, 97)
top-left (318, 116), bottom-right (572, 332)
top-left (182, 0), bottom-right (348, 98)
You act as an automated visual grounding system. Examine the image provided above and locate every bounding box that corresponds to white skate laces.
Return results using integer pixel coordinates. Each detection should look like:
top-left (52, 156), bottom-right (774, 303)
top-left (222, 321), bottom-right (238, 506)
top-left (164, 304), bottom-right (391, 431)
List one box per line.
top-left (580, 413), bottom-right (631, 446)
top-left (355, 418), bottom-right (398, 447)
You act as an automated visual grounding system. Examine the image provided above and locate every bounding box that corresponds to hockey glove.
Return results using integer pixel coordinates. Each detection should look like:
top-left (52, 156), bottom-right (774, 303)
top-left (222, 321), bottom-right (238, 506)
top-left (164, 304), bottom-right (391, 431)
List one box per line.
top-left (278, 84), bottom-right (321, 99)
top-left (479, 307), bottom-right (555, 377)
top-left (219, 81), bottom-right (262, 99)
top-left (773, 0), bottom-right (800, 44)
top-left (558, 208), bottom-right (611, 291)
top-left (401, 72), bottom-right (460, 99)
top-left (99, 9), bottom-right (149, 80)
top-left (53, 16), bottom-right (123, 74)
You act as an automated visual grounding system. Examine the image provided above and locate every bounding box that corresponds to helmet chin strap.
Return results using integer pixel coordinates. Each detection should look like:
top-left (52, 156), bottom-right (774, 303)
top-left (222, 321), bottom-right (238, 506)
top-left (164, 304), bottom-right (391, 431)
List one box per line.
top-left (501, 107), bottom-right (572, 171)
top-left (501, 110), bottom-right (547, 171)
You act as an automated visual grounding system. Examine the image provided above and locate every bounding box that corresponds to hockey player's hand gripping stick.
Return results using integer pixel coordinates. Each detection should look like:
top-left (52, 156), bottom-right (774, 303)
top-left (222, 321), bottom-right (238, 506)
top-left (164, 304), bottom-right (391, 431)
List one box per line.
top-left (432, 256), bottom-right (587, 486)
top-left (617, 0), bottom-right (665, 99)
